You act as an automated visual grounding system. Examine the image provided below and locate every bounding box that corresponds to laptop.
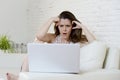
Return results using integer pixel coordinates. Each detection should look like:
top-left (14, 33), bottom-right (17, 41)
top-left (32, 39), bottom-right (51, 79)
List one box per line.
top-left (27, 43), bottom-right (80, 73)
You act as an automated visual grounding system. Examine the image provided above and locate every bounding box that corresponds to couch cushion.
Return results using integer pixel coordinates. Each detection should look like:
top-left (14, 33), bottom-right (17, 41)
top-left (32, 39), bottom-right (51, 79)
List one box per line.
top-left (80, 41), bottom-right (107, 73)
top-left (19, 69), bottom-right (120, 80)
top-left (104, 47), bottom-right (120, 69)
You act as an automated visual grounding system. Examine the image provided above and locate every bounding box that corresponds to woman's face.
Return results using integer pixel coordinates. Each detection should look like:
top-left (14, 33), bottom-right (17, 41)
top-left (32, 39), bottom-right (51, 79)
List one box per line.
top-left (58, 18), bottom-right (72, 40)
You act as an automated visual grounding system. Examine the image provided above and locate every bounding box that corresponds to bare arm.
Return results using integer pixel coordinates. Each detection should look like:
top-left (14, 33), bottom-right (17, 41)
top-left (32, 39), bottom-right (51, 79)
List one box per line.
top-left (72, 21), bottom-right (96, 43)
top-left (36, 17), bottom-right (59, 43)
top-left (81, 24), bottom-right (96, 43)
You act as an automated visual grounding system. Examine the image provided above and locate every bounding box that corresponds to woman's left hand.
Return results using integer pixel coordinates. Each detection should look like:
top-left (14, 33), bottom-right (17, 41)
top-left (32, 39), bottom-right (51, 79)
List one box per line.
top-left (72, 21), bottom-right (84, 29)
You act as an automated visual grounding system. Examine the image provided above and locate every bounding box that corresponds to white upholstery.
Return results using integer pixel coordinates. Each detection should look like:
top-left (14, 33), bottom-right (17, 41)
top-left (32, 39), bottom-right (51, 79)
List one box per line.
top-left (0, 54), bottom-right (26, 80)
top-left (104, 47), bottom-right (120, 69)
top-left (80, 41), bottom-right (107, 73)
top-left (0, 54), bottom-right (26, 74)
top-left (19, 69), bottom-right (120, 80)
top-left (0, 41), bottom-right (120, 80)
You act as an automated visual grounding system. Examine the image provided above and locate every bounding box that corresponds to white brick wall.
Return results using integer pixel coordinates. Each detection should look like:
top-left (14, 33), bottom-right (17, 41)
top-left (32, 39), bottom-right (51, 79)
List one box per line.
top-left (0, 0), bottom-right (28, 43)
top-left (28, 0), bottom-right (120, 47)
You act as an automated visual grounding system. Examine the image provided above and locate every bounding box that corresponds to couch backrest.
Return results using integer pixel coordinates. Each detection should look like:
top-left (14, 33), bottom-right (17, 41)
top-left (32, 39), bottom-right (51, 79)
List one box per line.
top-left (103, 47), bottom-right (120, 69)
top-left (80, 41), bottom-right (108, 73)
top-left (80, 41), bottom-right (120, 73)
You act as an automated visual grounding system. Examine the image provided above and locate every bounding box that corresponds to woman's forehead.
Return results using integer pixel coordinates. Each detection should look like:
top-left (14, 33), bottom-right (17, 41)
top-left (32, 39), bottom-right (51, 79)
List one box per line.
top-left (59, 19), bottom-right (71, 24)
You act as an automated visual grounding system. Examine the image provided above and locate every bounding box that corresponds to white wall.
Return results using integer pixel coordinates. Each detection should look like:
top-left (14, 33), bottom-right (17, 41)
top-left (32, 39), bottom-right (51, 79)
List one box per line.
top-left (28, 0), bottom-right (120, 47)
top-left (0, 0), bottom-right (28, 43)
top-left (0, 0), bottom-right (120, 47)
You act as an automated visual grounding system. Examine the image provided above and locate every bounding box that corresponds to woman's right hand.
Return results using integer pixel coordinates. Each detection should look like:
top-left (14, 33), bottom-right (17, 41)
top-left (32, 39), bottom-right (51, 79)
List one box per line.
top-left (51, 17), bottom-right (59, 23)
top-left (50, 17), bottom-right (60, 27)
top-left (36, 17), bottom-right (59, 42)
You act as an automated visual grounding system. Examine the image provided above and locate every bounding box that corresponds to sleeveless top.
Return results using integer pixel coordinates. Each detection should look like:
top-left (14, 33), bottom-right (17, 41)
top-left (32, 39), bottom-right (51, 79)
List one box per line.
top-left (52, 35), bottom-right (80, 46)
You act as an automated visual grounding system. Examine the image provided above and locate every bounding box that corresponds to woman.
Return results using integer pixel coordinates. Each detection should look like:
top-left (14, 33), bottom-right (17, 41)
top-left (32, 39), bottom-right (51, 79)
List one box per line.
top-left (6, 11), bottom-right (96, 80)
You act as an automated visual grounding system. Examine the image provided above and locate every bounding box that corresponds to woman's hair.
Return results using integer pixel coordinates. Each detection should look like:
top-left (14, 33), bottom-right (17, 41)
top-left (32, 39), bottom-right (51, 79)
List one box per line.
top-left (54, 11), bottom-right (88, 43)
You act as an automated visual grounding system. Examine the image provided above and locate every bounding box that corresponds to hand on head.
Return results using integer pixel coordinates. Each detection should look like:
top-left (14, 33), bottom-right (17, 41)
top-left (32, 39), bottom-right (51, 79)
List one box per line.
top-left (72, 21), bottom-right (83, 29)
top-left (51, 16), bottom-right (60, 27)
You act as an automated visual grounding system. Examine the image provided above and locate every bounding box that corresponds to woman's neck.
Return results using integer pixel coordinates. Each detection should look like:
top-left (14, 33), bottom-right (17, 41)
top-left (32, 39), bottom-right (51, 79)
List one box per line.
top-left (59, 35), bottom-right (70, 43)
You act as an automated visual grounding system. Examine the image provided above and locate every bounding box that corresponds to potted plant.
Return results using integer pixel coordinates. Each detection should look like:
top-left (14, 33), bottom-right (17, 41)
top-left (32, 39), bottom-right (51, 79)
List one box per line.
top-left (0, 35), bottom-right (13, 53)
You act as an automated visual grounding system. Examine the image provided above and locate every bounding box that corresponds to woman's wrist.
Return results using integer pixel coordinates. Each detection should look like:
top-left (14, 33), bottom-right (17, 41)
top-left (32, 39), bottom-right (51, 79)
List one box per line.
top-left (49, 17), bottom-right (55, 23)
top-left (50, 17), bottom-right (59, 23)
top-left (80, 24), bottom-right (87, 30)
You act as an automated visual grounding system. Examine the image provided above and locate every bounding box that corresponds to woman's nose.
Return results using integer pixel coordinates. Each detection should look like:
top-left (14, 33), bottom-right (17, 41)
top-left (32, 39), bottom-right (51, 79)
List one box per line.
top-left (63, 26), bottom-right (66, 31)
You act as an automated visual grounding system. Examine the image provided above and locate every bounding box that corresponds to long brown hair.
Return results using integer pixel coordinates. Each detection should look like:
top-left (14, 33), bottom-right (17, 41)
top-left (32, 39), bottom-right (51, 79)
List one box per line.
top-left (54, 11), bottom-right (88, 43)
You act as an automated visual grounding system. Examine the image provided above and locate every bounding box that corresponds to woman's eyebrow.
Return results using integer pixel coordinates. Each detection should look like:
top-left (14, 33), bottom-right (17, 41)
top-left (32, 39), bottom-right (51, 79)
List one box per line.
top-left (65, 25), bottom-right (71, 26)
top-left (59, 24), bottom-right (64, 26)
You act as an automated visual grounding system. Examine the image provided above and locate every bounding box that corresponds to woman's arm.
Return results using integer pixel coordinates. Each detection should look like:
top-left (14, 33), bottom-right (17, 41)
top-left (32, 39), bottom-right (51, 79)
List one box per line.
top-left (72, 21), bottom-right (96, 43)
top-left (80, 24), bottom-right (96, 43)
top-left (36, 17), bottom-right (59, 43)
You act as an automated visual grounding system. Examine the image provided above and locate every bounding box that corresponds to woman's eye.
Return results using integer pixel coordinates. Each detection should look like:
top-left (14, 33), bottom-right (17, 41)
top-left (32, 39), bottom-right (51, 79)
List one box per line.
top-left (60, 25), bottom-right (63, 27)
top-left (66, 25), bottom-right (70, 27)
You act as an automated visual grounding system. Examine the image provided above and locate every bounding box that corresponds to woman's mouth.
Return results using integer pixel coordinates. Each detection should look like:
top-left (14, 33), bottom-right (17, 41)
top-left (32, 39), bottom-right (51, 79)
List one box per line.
top-left (63, 33), bottom-right (67, 35)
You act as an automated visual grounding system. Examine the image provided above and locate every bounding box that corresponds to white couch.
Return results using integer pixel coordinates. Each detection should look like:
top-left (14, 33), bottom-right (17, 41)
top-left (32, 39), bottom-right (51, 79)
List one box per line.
top-left (0, 41), bottom-right (120, 80)
top-left (0, 54), bottom-right (26, 80)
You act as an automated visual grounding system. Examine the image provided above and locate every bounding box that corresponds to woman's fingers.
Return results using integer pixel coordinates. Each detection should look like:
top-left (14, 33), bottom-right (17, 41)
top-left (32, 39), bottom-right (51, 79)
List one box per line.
top-left (53, 16), bottom-right (60, 23)
top-left (72, 26), bottom-right (81, 29)
top-left (53, 16), bottom-right (60, 27)
top-left (72, 21), bottom-right (82, 29)
top-left (72, 21), bottom-right (82, 25)
top-left (72, 21), bottom-right (79, 25)
top-left (55, 22), bottom-right (59, 27)
top-left (72, 27), bottom-right (78, 29)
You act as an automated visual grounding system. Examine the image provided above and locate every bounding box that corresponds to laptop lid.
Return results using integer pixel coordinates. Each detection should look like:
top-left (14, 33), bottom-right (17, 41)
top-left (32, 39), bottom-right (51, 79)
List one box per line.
top-left (28, 43), bottom-right (80, 73)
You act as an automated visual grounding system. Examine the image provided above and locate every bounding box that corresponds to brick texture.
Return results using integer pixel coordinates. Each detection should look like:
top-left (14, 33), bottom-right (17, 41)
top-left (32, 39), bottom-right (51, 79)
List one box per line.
top-left (28, 0), bottom-right (120, 47)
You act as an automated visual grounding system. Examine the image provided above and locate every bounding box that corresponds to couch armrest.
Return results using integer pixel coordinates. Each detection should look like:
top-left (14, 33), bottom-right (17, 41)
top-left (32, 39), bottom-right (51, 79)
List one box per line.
top-left (0, 54), bottom-right (27, 74)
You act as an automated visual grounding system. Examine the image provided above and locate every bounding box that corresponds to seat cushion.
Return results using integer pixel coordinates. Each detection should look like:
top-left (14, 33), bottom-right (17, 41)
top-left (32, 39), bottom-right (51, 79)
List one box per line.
top-left (19, 69), bottom-right (120, 80)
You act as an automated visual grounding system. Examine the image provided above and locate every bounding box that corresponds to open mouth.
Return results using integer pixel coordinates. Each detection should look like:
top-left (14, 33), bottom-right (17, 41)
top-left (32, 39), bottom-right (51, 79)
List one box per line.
top-left (63, 33), bottom-right (67, 35)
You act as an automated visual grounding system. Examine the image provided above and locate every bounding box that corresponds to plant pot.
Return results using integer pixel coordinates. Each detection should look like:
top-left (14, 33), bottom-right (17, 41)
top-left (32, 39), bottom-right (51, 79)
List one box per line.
top-left (0, 50), bottom-right (4, 54)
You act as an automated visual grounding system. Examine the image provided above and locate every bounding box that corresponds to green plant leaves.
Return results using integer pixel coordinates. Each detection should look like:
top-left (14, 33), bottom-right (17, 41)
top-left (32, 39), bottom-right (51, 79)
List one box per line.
top-left (0, 35), bottom-right (13, 53)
